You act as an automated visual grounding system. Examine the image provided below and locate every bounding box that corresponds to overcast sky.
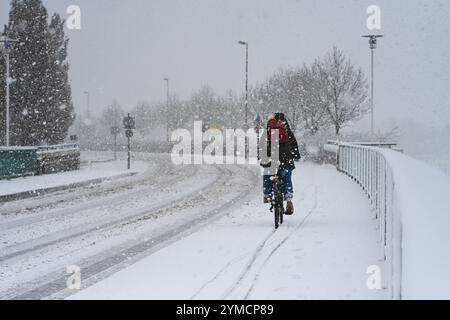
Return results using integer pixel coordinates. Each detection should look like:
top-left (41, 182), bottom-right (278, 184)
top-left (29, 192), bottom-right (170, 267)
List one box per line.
top-left (1, 0), bottom-right (450, 130)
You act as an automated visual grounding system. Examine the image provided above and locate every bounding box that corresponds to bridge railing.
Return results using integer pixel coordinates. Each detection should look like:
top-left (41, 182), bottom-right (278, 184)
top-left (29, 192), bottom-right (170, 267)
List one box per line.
top-left (334, 143), bottom-right (402, 299)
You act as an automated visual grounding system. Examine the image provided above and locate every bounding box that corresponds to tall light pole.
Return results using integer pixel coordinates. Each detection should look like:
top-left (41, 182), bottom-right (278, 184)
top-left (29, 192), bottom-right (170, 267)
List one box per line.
top-left (1, 36), bottom-right (19, 147)
top-left (83, 91), bottom-right (91, 118)
top-left (362, 34), bottom-right (383, 137)
top-left (238, 41), bottom-right (249, 128)
top-left (163, 78), bottom-right (170, 142)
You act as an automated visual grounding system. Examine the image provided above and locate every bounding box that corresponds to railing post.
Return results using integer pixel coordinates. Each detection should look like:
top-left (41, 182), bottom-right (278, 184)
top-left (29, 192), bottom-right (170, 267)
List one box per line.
top-left (370, 151), bottom-right (372, 198)
top-left (370, 151), bottom-right (373, 202)
top-left (359, 147), bottom-right (362, 184)
top-left (357, 147), bottom-right (361, 183)
top-left (362, 148), bottom-right (365, 190)
top-left (348, 147), bottom-right (353, 178)
top-left (353, 147), bottom-right (356, 180)
top-left (364, 148), bottom-right (367, 190)
top-left (365, 148), bottom-right (368, 194)
top-left (374, 153), bottom-right (380, 218)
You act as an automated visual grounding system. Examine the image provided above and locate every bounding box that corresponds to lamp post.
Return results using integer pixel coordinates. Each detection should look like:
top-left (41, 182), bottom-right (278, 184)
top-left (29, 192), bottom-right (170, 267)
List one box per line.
top-left (163, 78), bottom-right (170, 142)
top-left (123, 114), bottom-right (135, 170)
top-left (238, 41), bottom-right (249, 128)
top-left (1, 36), bottom-right (19, 146)
top-left (111, 125), bottom-right (120, 161)
top-left (254, 114), bottom-right (262, 160)
top-left (238, 41), bottom-right (249, 158)
top-left (83, 91), bottom-right (91, 119)
top-left (362, 34), bottom-right (383, 137)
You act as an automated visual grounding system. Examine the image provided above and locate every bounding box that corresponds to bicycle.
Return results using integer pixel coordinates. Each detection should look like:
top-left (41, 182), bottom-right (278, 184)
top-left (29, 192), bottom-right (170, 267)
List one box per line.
top-left (269, 175), bottom-right (284, 229)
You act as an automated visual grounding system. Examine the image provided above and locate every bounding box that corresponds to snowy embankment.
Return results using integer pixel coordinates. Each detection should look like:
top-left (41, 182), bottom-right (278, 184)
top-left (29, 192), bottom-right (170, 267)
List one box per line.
top-left (379, 150), bottom-right (450, 299)
top-left (70, 163), bottom-right (385, 300)
top-left (0, 154), bottom-right (146, 199)
top-left (411, 153), bottom-right (450, 176)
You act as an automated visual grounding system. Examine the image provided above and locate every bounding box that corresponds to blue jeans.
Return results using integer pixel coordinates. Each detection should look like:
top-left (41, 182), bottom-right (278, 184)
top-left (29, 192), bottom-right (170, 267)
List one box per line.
top-left (263, 169), bottom-right (294, 200)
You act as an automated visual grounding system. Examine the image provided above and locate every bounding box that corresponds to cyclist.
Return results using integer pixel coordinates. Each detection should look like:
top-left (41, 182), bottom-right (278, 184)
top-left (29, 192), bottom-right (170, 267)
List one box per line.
top-left (261, 113), bottom-right (300, 215)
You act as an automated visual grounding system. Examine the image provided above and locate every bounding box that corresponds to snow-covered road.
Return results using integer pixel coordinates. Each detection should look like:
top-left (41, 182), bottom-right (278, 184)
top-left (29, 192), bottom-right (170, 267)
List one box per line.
top-left (0, 154), bottom-right (259, 299)
top-left (68, 163), bottom-right (386, 300)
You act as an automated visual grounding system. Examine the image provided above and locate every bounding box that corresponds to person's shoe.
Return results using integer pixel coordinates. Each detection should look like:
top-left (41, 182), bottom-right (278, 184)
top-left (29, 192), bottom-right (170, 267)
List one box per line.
top-left (285, 201), bottom-right (294, 215)
top-left (263, 195), bottom-right (271, 204)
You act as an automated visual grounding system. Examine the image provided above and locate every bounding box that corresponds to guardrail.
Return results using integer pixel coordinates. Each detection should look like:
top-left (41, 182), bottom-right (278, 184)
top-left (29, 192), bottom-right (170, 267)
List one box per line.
top-left (328, 140), bottom-right (399, 149)
top-left (36, 143), bottom-right (79, 153)
top-left (36, 144), bottom-right (80, 175)
top-left (335, 143), bottom-right (402, 299)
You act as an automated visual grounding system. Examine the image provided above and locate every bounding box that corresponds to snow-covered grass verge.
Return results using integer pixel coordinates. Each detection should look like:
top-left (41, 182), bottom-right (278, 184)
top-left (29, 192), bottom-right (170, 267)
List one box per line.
top-left (379, 150), bottom-right (450, 299)
top-left (410, 153), bottom-right (450, 176)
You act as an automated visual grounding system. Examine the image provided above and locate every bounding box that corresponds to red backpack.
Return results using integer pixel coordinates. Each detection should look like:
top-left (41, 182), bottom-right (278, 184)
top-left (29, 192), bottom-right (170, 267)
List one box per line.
top-left (267, 119), bottom-right (289, 144)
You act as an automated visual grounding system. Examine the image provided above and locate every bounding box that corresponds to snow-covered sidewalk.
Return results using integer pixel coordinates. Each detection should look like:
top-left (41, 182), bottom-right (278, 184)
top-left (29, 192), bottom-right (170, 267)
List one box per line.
top-left (69, 163), bottom-right (386, 300)
top-left (0, 159), bottom-right (146, 198)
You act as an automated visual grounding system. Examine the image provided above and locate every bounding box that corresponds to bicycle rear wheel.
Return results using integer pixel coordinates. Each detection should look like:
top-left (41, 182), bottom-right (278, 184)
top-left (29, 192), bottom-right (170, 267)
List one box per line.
top-left (280, 206), bottom-right (284, 225)
top-left (274, 207), bottom-right (280, 229)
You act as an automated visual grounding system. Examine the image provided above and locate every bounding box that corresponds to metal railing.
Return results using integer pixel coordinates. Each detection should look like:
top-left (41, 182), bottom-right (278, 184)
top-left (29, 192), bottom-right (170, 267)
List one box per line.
top-left (36, 143), bottom-right (79, 153)
top-left (337, 143), bottom-right (402, 299)
top-left (36, 144), bottom-right (80, 175)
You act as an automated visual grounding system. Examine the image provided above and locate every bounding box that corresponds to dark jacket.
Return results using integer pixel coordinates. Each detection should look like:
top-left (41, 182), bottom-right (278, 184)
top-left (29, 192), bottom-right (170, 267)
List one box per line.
top-left (261, 122), bottom-right (300, 171)
top-left (279, 125), bottom-right (300, 170)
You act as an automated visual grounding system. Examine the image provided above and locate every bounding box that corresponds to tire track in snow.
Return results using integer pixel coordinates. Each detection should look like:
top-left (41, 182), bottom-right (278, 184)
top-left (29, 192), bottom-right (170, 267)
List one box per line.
top-left (0, 166), bottom-right (218, 262)
top-left (0, 155), bottom-right (196, 220)
top-left (243, 186), bottom-right (318, 299)
top-left (191, 183), bottom-right (304, 300)
top-left (189, 253), bottom-right (248, 300)
top-left (220, 229), bottom-right (277, 300)
top-left (0, 165), bottom-right (200, 233)
top-left (219, 185), bottom-right (318, 300)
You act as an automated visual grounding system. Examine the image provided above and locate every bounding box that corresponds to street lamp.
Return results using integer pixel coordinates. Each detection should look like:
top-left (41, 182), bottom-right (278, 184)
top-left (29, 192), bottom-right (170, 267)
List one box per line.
top-left (238, 41), bottom-right (249, 128)
top-left (254, 113), bottom-right (262, 160)
top-left (362, 34), bottom-right (383, 137)
top-left (83, 91), bottom-right (90, 119)
top-left (1, 35), bottom-right (19, 147)
top-left (163, 78), bottom-right (170, 142)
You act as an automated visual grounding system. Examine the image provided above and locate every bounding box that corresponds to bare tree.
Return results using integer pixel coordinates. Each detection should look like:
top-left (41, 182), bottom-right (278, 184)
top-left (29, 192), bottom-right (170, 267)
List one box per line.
top-left (101, 100), bottom-right (125, 131)
top-left (297, 63), bottom-right (331, 135)
top-left (133, 100), bottom-right (166, 137)
top-left (277, 68), bottom-right (303, 132)
top-left (249, 69), bottom-right (303, 132)
top-left (217, 89), bottom-right (244, 128)
top-left (319, 47), bottom-right (370, 136)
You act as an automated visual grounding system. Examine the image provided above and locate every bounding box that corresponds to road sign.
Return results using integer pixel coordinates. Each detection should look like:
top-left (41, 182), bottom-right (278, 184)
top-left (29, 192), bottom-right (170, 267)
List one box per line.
top-left (123, 114), bottom-right (135, 130)
top-left (111, 126), bottom-right (120, 136)
top-left (125, 129), bottom-right (134, 138)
